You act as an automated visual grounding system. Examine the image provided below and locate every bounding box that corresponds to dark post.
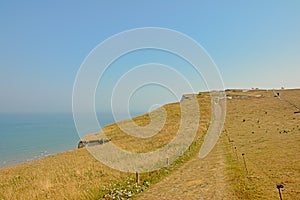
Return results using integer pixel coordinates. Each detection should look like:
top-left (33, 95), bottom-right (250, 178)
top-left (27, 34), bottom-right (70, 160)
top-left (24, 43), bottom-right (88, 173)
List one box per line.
top-left (234, 147), bottom-right (238, 160)
top-left (241, 153), bottom-right (248, 174)
top-left (166, 158), bottom-right (169, 166)
top-left (276, 184), bottom-right (284, 200)
top-left (136, 171), bottom-right (139, 184)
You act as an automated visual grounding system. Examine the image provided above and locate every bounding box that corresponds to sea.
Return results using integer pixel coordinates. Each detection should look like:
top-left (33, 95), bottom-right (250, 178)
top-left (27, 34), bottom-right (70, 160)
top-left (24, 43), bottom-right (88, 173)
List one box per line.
top-left (0, 112), bottom-right (137, 169)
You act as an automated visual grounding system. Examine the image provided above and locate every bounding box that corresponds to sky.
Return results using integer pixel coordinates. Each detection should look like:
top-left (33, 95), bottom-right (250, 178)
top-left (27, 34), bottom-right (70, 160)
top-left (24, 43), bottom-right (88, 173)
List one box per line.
top-left (0, 0), bottom-right (300, 114)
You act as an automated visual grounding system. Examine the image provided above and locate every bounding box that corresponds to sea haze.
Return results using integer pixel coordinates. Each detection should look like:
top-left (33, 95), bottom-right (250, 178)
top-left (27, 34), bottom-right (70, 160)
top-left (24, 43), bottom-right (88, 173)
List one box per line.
top-left (0, 112), bottom-right (127, 168)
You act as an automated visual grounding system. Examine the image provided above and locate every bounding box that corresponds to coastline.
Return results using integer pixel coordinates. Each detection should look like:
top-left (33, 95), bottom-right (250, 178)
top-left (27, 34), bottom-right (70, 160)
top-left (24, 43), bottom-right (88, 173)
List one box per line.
top-left (2, 88), bottom-right (298, 169)
top-left (0, 111), bottom-right (144, 169)
top-left (1, 89), bottom-right (300, 199)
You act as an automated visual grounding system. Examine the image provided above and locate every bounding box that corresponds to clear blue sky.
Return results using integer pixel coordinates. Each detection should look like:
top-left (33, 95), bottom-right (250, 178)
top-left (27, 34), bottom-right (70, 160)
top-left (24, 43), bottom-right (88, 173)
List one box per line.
top-left (1, 0), bottom-right (300, 113)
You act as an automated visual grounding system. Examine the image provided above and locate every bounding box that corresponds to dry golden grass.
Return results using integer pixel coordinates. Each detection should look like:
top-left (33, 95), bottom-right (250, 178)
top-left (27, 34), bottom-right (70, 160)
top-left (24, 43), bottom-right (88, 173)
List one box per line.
top-left (0, 93), bottom-right (211, 199)
top-left (84, 94), bottom-right (211, 154)
top-left (0, 148), bottom-right (128, 199)
top-left (1, 89), bottom-right (299, 199)
top-left (101, 103), bottom-right (182, 153)
top-left (224, 89), bottom-right (300, 199)
top-left (136, 89), bottom-right (300, 200)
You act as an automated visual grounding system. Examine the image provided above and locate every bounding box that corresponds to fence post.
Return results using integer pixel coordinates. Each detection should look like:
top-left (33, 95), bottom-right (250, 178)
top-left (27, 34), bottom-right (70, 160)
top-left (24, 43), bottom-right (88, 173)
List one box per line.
top-left (277, 184), bottom-right (284, 200)
top-left (136, 171), bottom-right (139, 184)
top-left (241, 153), bottom-right (248, 174)
top-left (234, 147), bottom-right (238, 160)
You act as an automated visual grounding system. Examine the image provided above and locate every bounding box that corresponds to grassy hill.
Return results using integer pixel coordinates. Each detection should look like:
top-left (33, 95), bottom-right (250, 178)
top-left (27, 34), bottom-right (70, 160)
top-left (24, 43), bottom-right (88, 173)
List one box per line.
top-left (0, 92), bottom-right (211, 199)
top-left (0, 89), bottom-right (299, 199)
top-left (224, 89), bottom-right (300, 199)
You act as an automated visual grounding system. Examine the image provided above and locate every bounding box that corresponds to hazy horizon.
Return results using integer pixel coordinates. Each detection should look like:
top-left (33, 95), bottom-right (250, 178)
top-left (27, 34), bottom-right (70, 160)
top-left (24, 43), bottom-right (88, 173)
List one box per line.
top-left (1, 1), bottom-right (300, 114)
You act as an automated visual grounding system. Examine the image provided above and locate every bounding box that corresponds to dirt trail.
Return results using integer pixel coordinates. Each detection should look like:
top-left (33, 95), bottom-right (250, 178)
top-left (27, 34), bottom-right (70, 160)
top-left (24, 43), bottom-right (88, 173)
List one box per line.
top-left (136, 138), bottom-right (230, 200)
top-left (137, 92), bottom-right (229, 200)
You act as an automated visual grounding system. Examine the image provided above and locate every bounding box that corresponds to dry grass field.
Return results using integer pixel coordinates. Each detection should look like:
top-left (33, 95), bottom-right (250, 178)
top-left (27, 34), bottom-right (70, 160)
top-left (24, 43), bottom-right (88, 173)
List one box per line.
top-left (0, 89), bottom-right (299, 199)
top-left (136, 89), bottom-right (300, 200)
top-left (0, 93), bottom-right (211, 199)
top-left (224, 89), bottom-right (300, 199)
top-left (0, 148), bottom-right (128, 199)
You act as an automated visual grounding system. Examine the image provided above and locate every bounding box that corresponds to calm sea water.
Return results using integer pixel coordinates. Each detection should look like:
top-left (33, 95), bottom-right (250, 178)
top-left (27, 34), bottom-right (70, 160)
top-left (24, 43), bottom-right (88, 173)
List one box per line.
top-left (0, 113), bottom-right (127, 168)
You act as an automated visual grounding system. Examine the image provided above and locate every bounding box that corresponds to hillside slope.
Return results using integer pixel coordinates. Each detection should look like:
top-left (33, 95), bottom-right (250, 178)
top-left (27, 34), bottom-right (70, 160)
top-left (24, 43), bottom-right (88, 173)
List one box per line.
top-left (0, 93), bottom-right (211, 199)
top-left (0, 89), bottom-right (299, 199)
top-left (137, 89), bottom-right (300, 199)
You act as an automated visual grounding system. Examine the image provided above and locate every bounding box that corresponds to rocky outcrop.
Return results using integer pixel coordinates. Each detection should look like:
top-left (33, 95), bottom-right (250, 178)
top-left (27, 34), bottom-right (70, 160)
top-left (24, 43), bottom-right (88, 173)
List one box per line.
top-left (77, 139), bottom-right (110, 149)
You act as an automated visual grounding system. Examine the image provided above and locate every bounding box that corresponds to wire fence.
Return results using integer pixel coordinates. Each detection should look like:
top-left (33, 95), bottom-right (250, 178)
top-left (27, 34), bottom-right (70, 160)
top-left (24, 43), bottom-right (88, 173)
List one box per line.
top-left (273, 90), bottom-right (300, 112)
top-left (226, 130), bottom-right (296, 199)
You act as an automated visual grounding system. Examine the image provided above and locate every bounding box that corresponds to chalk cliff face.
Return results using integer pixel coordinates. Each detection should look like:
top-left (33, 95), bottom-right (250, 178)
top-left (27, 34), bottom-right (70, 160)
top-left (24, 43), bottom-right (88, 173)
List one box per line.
top-left (77, 139), bottom-right (110, 148)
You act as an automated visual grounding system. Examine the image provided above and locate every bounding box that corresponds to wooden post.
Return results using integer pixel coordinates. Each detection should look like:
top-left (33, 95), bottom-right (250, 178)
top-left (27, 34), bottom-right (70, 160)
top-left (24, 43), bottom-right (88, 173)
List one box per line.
top-left (242, 153), bottom-right (248, 174)
top-left (277, 184), bottom-right (284, 200)
top-left (228, 136), bottom-right (231, 143)
top-left (135, 171), bottom-right (139, 184)
top-left (166, 158), bottom-right (169, 166)
top-left (234, 147), bottom-right (238, 160)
